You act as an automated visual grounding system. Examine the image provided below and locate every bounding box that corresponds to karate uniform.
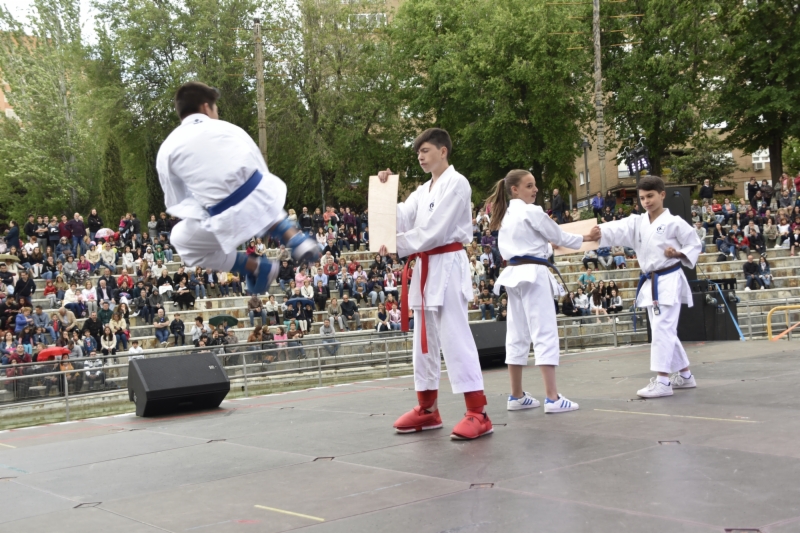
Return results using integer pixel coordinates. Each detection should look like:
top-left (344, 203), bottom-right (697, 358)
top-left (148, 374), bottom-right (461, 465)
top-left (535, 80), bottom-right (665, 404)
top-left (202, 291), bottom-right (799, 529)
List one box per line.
top-left (156, 113), bottom-right (287, 271)
top-left (397, 165), bottom-right (482, 394)
top-left (495, 200), bottom-right (583, 366)
top-left (599, 209), bottom-right (701, 373)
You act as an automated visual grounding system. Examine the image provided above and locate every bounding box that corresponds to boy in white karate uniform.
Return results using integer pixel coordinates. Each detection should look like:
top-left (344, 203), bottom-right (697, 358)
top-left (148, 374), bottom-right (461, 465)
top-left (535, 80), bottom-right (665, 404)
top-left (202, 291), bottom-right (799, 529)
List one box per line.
top-left (376, 128), bottom-right (492, 440)
top-left (590, 176), bottom-right (702, 398)
top-left (487, 170), bottom-right (594, 413)
top-left (157, 82), bottom-right (319, 294)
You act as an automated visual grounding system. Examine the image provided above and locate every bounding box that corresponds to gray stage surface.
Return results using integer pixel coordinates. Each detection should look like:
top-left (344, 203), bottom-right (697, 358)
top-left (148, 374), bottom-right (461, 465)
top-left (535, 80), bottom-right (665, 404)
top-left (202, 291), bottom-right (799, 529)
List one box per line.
top-left (1, 341), bottom-right (799, 533)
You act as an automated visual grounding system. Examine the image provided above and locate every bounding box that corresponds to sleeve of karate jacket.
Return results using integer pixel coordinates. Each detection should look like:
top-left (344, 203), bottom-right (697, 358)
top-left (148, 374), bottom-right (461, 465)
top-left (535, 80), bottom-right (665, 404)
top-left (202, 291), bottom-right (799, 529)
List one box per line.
top-left (156, 148), bottom-right (191, 210)
top-left (395, 178), bottom-right (470, 258)
top-left (674, 217), bottom-right (702, 269)
top-left (526, 206), bottom-right (583, 250)
top-left (599, 215), bottom-right (638, 250)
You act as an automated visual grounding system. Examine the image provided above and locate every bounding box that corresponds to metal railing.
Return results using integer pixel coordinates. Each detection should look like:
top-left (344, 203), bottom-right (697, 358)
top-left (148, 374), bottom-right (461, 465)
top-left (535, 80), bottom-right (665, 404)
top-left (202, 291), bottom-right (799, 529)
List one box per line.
top-left (4, 300), bottom-right (799, 422)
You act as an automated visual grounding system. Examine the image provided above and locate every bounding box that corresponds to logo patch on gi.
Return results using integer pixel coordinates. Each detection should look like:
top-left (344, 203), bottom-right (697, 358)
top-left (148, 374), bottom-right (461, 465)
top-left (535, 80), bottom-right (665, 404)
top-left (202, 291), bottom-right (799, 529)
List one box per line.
top-left (429, 201), bottom-right (435, 212)
top-left (656, 224), bottom-right (666, 234)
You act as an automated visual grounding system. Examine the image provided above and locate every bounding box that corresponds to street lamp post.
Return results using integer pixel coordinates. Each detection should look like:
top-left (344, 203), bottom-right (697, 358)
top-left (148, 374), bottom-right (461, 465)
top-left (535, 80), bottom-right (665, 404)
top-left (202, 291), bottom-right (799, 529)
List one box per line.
top-left (582, 137), bottom-right (592, 201)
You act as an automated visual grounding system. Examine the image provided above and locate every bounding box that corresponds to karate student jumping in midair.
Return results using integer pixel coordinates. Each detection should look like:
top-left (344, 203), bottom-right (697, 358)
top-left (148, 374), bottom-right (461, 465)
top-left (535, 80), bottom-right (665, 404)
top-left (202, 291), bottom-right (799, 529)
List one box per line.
top-left (156, 82), bottom-right (320, 294)
top-left (487, 170), bottom-right (596, 413)
top-left (377, 128), bottom-right (492, 440)
top-left (589, 176), bottom-right (702, 398)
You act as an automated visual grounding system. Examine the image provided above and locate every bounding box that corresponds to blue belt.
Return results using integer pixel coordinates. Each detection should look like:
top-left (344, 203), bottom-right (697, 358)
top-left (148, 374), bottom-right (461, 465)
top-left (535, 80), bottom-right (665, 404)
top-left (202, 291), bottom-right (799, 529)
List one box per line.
top-left (508, 255), bottom-right (569, 290)
top-left (634, 262), bottom-right (681, 316)
top-left (207, 170), bottom-right (263, 217)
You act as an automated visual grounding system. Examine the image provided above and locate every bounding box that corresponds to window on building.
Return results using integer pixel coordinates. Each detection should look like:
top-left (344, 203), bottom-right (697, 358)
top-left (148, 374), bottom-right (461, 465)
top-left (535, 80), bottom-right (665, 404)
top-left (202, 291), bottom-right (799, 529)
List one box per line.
top-left (348, 12), bottom-right (387, 29)
top-left (752, 148), bottom-right (770, 171)
top-left (578, 171), bottom-right (590, 185)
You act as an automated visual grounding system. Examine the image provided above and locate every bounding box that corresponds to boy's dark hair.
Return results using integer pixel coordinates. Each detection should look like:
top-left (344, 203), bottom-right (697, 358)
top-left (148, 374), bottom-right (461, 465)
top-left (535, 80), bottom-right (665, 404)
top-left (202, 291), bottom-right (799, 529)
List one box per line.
top-left (174, 82), bottom-right (220, 119)
top-left (413, 128), bottom-right (452, 159)
top-left (636, 175), bottom-right (666, 193)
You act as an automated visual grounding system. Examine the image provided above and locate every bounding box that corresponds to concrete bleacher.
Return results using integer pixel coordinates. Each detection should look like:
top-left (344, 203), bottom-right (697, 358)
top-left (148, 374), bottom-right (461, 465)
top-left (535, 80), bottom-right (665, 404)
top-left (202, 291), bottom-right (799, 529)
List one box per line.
top-left (22, 234), bottom-right (800, 354)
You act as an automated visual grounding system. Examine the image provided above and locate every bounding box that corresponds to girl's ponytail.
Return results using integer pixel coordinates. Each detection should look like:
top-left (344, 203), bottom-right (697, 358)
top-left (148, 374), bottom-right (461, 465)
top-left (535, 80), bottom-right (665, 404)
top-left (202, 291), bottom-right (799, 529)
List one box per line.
top-left (486, 169), bottom-right (531, 232)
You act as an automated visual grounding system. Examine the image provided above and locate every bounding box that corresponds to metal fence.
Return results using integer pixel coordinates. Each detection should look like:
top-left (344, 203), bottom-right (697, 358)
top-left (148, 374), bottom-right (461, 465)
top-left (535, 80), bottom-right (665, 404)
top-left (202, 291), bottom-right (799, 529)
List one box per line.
top-left (2, 301), bottom-right (798, 420)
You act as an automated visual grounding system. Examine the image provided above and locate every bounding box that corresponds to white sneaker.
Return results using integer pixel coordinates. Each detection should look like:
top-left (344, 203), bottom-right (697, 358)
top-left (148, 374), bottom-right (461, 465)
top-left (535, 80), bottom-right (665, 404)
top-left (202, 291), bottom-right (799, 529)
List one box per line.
top-left (670, 373), bottom-right (697, 389)
top-left (131, 311), bottom-right (140, 317)
top-left (544, 394), bottom-right (579, 413)
top-left (615, 317), bottom-right (619, 323)
top-left (744, 287), bottom-right (751, 291)
top-left (637, 378), bottom-right (673, 398)
top-left (507, 392), bottom-right (540, 411)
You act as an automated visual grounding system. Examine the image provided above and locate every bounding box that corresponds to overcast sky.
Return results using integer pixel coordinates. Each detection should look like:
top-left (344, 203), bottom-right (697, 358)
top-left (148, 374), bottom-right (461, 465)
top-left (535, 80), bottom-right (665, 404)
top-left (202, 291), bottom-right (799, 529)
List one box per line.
top-left (2, 0), bottom-right (97, 42)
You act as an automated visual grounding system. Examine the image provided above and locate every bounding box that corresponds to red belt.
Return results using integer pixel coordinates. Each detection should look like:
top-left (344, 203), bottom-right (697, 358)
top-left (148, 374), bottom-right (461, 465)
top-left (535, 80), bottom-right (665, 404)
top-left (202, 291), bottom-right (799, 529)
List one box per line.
top-left (401, 242), bottom-right (465, 354)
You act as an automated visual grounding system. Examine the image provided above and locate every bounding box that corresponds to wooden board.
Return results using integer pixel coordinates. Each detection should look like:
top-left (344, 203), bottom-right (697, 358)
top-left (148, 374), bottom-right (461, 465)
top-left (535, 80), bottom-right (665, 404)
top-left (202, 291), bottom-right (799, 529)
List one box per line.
top-left (553, 218), bottom-right (599, 256)
top-left (368, 174), bottom-right (399, 254)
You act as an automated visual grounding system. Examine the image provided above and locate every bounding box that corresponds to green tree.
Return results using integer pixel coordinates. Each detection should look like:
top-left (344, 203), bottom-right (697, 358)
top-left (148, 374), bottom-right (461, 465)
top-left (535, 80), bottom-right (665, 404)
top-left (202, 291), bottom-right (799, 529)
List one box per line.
top-left (389, 0), bottom-right (591, 203)
top-left (601, 0), bottom-right (723, 177)
top-left (260, 0), bottom-right (401, 209)
top-left (714, 0), bottom-right (800, 185)
top-left (666, 135), bottom-right (739, 188)
top-left (0, 0), bottom-right (98, 219)
top-left (783, 138), bottom-right (800, 176)
top-left (100, 137), bottom-right (127, 222)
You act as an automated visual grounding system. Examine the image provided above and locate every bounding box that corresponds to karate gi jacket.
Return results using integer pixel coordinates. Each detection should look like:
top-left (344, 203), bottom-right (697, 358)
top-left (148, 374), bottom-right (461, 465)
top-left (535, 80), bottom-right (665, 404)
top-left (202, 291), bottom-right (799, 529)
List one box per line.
top-left (599, 209), bottom-right (701, 307)
top-left (396, 165), bottom-right (473, 307)
top-left (495, 199), bottom-right (582, 296)
top-left (156, 113), bottom-right (287, 254)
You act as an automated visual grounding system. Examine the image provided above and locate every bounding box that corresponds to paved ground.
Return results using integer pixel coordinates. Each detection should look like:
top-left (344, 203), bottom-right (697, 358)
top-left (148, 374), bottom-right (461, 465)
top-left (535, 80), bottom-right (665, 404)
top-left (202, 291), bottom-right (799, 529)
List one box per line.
top-left (1, 340), bottom-right (799, 533)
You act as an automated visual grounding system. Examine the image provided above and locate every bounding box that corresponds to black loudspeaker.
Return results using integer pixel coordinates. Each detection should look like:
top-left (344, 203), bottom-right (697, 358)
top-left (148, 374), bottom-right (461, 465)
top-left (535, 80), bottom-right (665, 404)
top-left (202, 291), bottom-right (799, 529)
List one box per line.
top-left (662, 186), bottom-right (698, 283)
top-left (128, 352), bottom-right (230, 417)
top-left (675, 279), bottom-right (740, 342)
top-left (469, 321), bottom-right (507, 360)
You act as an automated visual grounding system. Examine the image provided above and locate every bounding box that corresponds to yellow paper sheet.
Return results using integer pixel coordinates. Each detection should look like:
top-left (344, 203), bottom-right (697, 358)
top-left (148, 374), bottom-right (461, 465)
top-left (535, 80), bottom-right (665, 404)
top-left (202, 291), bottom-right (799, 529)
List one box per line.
top-left (553, 218), bottom-right (599, 256)
top-left (368, 174), bottom-right (399, 254)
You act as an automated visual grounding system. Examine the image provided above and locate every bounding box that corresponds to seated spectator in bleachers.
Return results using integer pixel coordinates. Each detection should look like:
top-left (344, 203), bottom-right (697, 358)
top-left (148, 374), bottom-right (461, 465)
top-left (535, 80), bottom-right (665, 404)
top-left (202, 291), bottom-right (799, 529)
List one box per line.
top-left (319, 319), bottom-right (339, 356)
top-left (153, 309), bottom-right (170, 347)
top-left (469, 256), bottom-right (484, 286)
top-left (314, 280), bottom-right (329, 311)
top-left (577, 267), bottom-right (596, 290)
top-left (300, 303), bottom-right (315, 333)
top-left (590, 290), bottom-right (610, 323)
top-left (561, 292), bottom-right (579, 320)
top-left (384, 271), bottom-right (398, 299)
top-left (368, 275), bottom-right (385, 306)
top-left (582, 249), bottom-right (599, 270)
top-left (327, 297), bottom-right (346, 332)
top-left (109, 312), bottom-right (128, 351)
top-left (748, 229), bottom-right (765, 255)
top-left (248, 294), bottom-right (267, 327)
top-left (731, 230), bottom-right (750, 259)
top-left (388, 305), bottom-right (402, 330)
top-left (759, 256), bottom-right (773, 288)
top-left (479, 288), bottom-right (495, 320)
top-left (743, 254), bottom-right (762, 291)
top-left (170, 313), bottom-right (186, 346)
top-left (285, 322), bottom-right (306, 359)
top-left (611, 246), bottom-right (627, 269)
top-left (597, 246), bottom-right (613, 269)
top-left (283, 302), bottom-right (299, 329)
top-left (323, 238), bottom-right (341, 262)
top-left (790, 226), bottom-right (800, 257)
top-left (575, 288), bottom-right (590, 317)
top-left (190, 317), bottom-right (211, 347)
top-left (340, 294), bottom-right (362, 330)
top-left (277, 260), bottom-right (294, 292)
top-left (265, 294), bottom-right (281, 325)
top-left (83, 350), bottom-right (105, 390)
top-left (101, 325), bottom-right (117, 357)
top-left (376, 303), bottom-right (391, 332)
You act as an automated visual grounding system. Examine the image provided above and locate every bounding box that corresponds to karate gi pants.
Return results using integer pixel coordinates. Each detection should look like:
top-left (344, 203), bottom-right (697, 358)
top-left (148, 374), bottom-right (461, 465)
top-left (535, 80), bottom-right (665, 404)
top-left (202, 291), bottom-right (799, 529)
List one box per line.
top-left (646, 304), bottom-right (690, 373)
top-left (412, 263), bottom-right (484, 394)
top-left (171, 218), bottom-right (269, 272)
top-left (505, 281), bottom-right (560, 367)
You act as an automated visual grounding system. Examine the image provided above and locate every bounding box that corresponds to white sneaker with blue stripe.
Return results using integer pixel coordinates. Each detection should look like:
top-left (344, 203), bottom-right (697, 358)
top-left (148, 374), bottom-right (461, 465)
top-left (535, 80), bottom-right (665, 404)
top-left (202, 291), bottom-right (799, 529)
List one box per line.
top-left (507, 392), bottom-right (540, 411)
top-left (544, 394), bottom-right (579, 413)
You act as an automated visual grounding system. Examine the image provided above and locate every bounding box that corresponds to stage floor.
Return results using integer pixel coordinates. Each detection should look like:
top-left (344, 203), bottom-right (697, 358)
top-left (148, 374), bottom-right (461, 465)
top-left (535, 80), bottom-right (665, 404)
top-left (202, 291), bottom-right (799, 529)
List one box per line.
top-left (1, 341), bottom-right (799, 533)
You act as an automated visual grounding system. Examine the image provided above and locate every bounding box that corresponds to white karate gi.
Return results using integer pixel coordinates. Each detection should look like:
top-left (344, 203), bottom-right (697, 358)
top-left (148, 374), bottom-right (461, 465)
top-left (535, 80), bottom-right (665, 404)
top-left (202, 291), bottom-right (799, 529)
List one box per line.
top-left (494, 200), bottom-right (582, 366)
top-left (599, 209), bottom-right (702, 373)
top-left (156, 113), bottom-right (287, 271)
top-left (397, 165), bottom-right (482, 394)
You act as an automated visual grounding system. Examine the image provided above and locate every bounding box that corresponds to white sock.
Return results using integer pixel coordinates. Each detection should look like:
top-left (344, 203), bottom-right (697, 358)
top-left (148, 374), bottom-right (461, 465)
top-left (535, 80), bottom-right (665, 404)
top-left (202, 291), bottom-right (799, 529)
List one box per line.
top-left (679, 370), bottom-right (692, 379)
top-left (657, 375), bottom-right (671, 386)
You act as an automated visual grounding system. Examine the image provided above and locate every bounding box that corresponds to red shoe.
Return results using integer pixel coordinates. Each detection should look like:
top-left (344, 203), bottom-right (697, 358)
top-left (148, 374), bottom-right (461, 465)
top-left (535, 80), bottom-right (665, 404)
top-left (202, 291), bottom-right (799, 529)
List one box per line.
top-left (393, 406), bottom-right (443, 433)
top-left (450, 411), bottom-right (493, 440)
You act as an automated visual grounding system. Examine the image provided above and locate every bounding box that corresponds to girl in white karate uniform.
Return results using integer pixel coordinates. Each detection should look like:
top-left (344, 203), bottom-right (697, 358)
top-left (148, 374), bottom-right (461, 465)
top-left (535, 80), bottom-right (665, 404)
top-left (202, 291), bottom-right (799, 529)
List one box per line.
top-left (487, 170), bottom-right (595, 413)
top-left (592, 176), bottom-right (702, 398)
